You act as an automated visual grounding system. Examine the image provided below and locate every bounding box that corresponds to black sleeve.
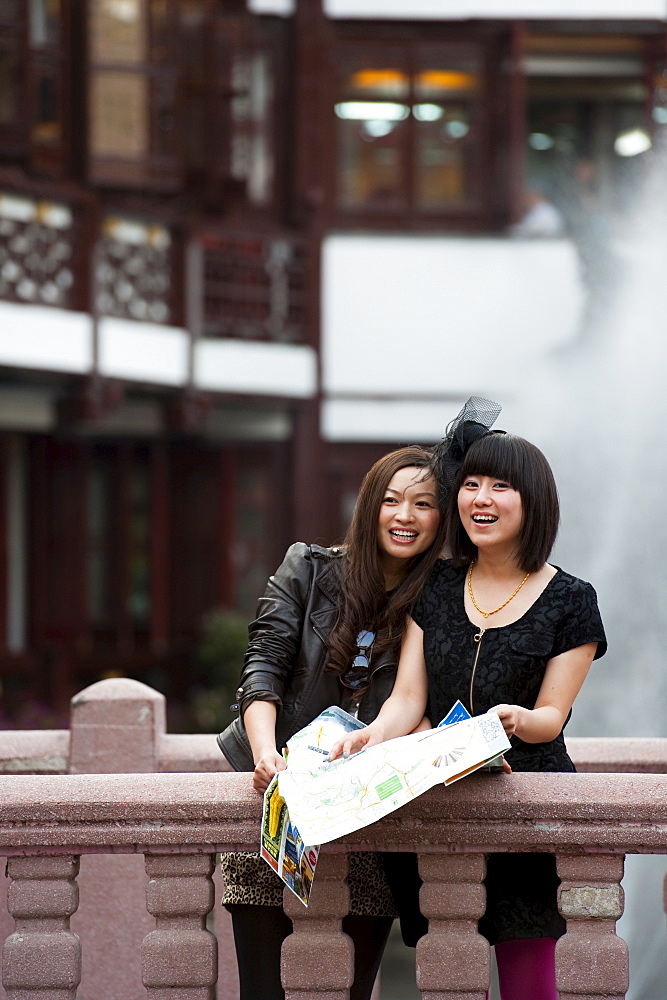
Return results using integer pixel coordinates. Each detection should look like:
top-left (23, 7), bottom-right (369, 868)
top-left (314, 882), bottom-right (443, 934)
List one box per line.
top-left (410, 560), bottom-right (444, 631)
top-left (411, 593), bottom-right (426, 630)
top-left (236, 542), bottom-right (315, 717)
top-left (552, 578), bottom-right (607, 660)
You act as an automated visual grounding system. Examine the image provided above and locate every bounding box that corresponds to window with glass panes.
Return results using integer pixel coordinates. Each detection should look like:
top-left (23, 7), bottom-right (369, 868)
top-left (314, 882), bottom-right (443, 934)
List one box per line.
top-left (0, 0), bottom-right (73, 175)
top-left (87, 0), bottom-right (181, 188)
top-left (334, 35), bottom-right (496, 226)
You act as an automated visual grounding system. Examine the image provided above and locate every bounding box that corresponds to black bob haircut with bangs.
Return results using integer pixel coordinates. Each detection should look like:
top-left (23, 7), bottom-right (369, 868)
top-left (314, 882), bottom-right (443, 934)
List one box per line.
top-left (444, 431), bottom-right (560, 574)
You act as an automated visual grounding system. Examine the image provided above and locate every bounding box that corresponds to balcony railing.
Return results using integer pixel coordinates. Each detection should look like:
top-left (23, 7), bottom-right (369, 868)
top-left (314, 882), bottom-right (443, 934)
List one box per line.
top-left (0, 189), bottom-right (308, 346)
top-left (197, 230), bottom-right (308, 343)
top-left (0, 677), bottom-right (666, 1000)
top-left (0, 192), bottom-right (79, 310)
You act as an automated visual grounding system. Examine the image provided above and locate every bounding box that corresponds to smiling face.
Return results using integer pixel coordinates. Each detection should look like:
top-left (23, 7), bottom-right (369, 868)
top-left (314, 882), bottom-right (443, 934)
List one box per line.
top-left (376, 466), bottom-right (440, 578)
top-left (457, 473), bottom-right (523, 558)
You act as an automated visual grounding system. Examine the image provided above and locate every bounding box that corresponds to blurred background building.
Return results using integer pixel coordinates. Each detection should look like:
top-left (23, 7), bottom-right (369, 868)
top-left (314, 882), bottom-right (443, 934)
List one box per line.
top-left (0, 0), bottom-right (664, 727)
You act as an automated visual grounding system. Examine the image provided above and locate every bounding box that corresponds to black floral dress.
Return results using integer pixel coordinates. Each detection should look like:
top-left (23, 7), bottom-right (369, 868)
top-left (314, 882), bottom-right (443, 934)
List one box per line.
top-left (412, 559), bottom-right (607, 943)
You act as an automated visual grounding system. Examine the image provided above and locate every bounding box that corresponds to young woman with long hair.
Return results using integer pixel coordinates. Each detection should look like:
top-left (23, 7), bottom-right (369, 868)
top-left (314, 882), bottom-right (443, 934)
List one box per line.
top-left (217, 443), bottom-right (448, 1000)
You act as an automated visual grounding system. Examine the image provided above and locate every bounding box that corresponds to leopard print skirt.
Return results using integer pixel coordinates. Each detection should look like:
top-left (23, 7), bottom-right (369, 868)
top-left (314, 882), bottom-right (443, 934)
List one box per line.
top-left (220, 850), bottom-right (398, 917)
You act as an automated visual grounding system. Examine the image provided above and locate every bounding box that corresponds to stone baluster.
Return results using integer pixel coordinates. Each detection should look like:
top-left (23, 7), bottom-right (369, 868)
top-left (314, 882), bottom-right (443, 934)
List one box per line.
top-left (416, 853), bottom-right (489, 1000)
top-left (142, 853), bottom-right (217, 999)
top-left (281, 852), bottom-right (353, 1000)
top-left (3, 855), bottom-right (81, 999)
top-left (556, 854), bottom-right (628, 1000)
top-left (69, 677), bottom-right (167, 1000)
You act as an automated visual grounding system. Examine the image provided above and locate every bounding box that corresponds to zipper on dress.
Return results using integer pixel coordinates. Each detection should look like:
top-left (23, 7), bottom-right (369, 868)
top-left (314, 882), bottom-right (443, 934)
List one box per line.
top-left (469, 628), bottom-right (486, 716)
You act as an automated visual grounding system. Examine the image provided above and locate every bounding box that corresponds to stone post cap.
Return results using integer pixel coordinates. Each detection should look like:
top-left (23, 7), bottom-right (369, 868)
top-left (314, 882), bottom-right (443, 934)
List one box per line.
top-left (69, 678), bottom-right (166, 775)
top-left (72, 677), bottom-right (166, 712)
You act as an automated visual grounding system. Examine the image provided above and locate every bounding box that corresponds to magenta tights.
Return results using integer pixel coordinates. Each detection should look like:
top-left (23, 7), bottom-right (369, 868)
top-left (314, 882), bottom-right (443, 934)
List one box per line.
top-left (487, 937), bottom-right (558, 1000)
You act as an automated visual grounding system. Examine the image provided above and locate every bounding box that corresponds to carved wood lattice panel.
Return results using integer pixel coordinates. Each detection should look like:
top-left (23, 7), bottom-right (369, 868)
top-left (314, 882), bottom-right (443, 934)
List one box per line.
top-left (201, 233), bottom-right (306, 342)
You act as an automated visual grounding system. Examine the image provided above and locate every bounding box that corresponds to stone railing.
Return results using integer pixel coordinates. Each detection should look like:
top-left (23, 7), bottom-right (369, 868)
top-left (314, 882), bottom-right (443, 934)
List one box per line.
top-left (0, 678), bottom-right (235, 1000)
top-left (1, 678), bottom-right (666, 1000)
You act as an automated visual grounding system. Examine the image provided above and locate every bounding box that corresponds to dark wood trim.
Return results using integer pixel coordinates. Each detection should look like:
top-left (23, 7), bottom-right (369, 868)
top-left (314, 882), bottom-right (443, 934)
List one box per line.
top-left (333, 19), bottom-right (506, 44)
top-left (290, 399), bottom-right (325, 545)
top-left (169, 225), bottom-right (187, 330)
top-left (69, 0), bottom-right (87, 181)
top-left (268, 439), bottom-right (291, 570)
top-left (150, 442), bottom-right (170, 653)
top-left (27, 0), bottom-right (71, 178)
top-left (28, 438), bottom-right (91, 655)
top-left (218, 448), bottom-right (237, 609)
top-left (72, 442), bottom-right (90, 656)
top-left (268, 14), bottom-right (292, 225)
top-left (114, 444), bottom-right (134, 655)
top-left (288, 0), bottom-right (326, 540)
top-left (0, 2), bottom-right (29, 158)
top-left (200, 9), bottom-right (240, 206)
top-left (74, 188), bottom-right (100, 317)
top-left (28, 436), bottom-right (49, 648)
top-left (0, 165), bottom-right (96, 203)
top-left (0, 435), bottom-right (9, 651)
top-left (327, 214), bottom-right (505, 234)
top-left (293, 0), bottom-right (332, 227)
top-left (644, 30), bottom-right (667, 134)
top-left (507, 21), bottom-right (527, 225)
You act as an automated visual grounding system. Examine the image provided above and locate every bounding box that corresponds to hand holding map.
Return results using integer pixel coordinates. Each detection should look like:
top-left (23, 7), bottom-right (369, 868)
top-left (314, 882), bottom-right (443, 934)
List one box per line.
top-left (261, 704), bottom-right (511, 905)
top-left (279, 711), bottom-right (510, 847)
top-left (327, 726), bottom-right (377, 761)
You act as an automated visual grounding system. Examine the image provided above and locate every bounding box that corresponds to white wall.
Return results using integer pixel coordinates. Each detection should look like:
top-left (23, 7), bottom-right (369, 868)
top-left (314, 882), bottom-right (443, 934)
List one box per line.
top-left (247, 0), bottom-right (667, 16)
top-left (322, 397), bottom-right (470, 443)
top-left (321, 234), bottom-right (585, 441)
top-left (195, 339), bottom-right (317, 398)
top-left (248, 0), bottom-right (294, 14)
top-left (0, 302), bottom-right (92, 373)
top-left (323, 0), bottom-right (667, 19)
top-left (98, 318), bottom-right (190, 386)
top-left (0, 303), bottom-right (318, 401)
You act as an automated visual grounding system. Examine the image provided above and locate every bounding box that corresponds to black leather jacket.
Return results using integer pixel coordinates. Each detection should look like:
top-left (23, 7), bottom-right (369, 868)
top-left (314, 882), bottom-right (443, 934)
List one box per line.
top-left (217, 542), bottom-right (400, 771)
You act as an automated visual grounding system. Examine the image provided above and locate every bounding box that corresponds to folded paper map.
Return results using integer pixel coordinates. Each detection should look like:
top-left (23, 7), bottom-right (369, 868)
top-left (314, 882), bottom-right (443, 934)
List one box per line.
top-left (277, 710), bottom-right (510, 847)
top-left (260, 774), bottom-right (319, 906)
top-left (260, 706), bottom-right (366, 906)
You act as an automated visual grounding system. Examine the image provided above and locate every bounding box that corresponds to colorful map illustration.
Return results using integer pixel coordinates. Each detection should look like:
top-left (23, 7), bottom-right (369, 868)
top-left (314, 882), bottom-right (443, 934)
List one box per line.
top-left (277, 711), bottom-right (510, 847)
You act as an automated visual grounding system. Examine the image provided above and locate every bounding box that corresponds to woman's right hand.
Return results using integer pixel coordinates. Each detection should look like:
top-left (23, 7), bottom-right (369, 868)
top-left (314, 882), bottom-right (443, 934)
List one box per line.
top-left (245, 701), bottom-right (285, 792)
top-left (327, 726), bottom-right (382, 762)
top-left (253, 749), bottom-right (286, 793)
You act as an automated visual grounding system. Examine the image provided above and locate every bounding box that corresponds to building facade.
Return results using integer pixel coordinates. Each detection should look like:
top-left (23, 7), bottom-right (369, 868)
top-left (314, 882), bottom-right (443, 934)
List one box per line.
top-left (1, 0), bottom-right (664, 715)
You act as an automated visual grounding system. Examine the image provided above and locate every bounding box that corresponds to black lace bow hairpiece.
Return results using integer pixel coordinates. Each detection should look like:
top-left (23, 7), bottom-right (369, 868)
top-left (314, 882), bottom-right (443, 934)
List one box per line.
top-left (431, 396), bottom-right (502, 507)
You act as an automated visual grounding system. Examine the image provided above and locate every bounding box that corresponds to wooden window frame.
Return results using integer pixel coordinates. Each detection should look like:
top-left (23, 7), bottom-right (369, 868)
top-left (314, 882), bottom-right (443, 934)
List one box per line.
top-left (0, 0), bottom-right (75, 177)
top-left (202, 11), bottom-right (287, 216)
top-left (327, 22), bottom-right (512, 233)
top-left (0, 2), bottom-right (29, 157)
top-left (86, 0), bottom-right (183, 191)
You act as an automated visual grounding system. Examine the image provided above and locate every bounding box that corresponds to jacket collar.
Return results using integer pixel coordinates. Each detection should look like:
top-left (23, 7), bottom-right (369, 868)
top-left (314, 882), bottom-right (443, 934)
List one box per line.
top-left (315, 555), bottom-right (344, 606)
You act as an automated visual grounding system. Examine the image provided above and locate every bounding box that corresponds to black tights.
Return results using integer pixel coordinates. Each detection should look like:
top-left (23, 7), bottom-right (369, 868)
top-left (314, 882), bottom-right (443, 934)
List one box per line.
top-left (227, 903), bottom-right (394, 1000)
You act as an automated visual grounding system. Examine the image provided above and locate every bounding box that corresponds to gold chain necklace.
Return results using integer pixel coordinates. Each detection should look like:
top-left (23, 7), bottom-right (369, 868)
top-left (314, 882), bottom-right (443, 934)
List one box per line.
top-left (467, 562), bottom-right (531, 619)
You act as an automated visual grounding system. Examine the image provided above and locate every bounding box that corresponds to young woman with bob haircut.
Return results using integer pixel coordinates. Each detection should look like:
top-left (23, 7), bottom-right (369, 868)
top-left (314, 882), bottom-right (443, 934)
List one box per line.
top-left (445, 431), bottom-right (560, 574)
top-left (217, 443), bottom-right (449, 1000)
top-left (331, 425), bottom-right (607, 1000)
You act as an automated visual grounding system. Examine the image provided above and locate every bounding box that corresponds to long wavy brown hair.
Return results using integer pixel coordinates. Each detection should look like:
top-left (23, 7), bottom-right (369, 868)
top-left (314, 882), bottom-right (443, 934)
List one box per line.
top-left (326, 446), bottom-right (448, 680)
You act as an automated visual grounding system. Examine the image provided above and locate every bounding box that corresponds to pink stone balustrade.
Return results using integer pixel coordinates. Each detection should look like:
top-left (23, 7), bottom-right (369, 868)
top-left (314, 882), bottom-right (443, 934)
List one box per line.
top-left (0, 678), bottom-right (236, 1000)
top-left (0, 678), bottom-right (666, 1000)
